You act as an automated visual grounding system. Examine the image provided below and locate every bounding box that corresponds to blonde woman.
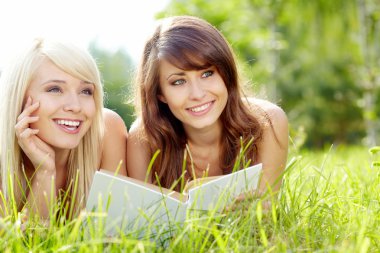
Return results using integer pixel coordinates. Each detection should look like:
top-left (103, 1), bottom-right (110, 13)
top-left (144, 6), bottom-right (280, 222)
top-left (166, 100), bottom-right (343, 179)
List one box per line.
top-left (0, 38), bottom-right (127, 219)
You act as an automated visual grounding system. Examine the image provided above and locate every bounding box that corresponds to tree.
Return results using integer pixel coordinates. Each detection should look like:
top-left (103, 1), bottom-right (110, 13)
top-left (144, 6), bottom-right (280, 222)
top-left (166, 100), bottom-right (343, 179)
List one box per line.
top-left (160, 0), bottom-right (379, 148)
top-left (89, 42), bottom-right (136, 128)
top-left (356, 0), bottom-right (380, 146)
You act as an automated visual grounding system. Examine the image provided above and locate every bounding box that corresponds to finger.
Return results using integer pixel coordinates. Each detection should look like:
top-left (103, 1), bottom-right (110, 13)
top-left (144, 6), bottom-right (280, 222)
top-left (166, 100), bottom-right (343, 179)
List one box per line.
top-left (15, 116), bottom-right (39, 136)
top-left (18, 101), bottom-right (40, 121)
top-left (17, 101), bottom-right (40, 122)
top-left (261, 200), bottom-right (272, 211)
top-left (224, 203), bottom-right (235, 212)
top-left (17, 128), bottom-right (39, 152)
top-left (15, 116), bottom-right (39, 128)
top-left (234, 192), bottom-right (246, 203)
top-left (18, 128), bottom-right (39, 140)
top-left (23, 96), bottom-right (32, 110)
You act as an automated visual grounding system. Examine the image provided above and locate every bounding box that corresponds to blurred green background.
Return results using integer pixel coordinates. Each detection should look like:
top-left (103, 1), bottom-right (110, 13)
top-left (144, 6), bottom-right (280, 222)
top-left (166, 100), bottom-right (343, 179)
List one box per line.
top-left (90, 0), bottom-right (379, 150)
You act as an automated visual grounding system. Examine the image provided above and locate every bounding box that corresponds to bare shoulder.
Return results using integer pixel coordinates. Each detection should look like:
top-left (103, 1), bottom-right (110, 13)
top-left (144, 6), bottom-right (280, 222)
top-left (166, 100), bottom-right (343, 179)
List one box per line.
top-left (100, 108), bottom-right (128, 175)
top-left (246, 98), bottom-right (289, 193)
top-left (246, 97), bottom-right (288, 130)
top-left (129, 117), bottom-right (142, 135)
top-left (103, 108), bottom-right (128, 132)
top-left (127, 118), bottom-right (148, 150)
top-left (126, 118), bottom-right (151, 181)
top-left (245, 97), bottom-right (288, 152)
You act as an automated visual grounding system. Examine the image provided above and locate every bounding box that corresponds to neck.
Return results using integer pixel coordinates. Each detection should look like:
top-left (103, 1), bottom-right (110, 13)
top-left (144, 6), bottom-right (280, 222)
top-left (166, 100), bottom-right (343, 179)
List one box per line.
top-left (53, 148), bottom-right (71, 190)
top-left (184, 120), bottom-right (225, 177)
top-left (54, 148), bottom-right (70, 172)
top-left (185, 120), bottom-right (223, 147)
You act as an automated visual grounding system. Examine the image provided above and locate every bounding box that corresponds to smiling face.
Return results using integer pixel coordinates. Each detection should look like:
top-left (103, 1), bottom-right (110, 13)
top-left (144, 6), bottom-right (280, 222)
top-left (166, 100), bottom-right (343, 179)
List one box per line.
top-left (25, 59), bottom-right (96, 151)
top-left (158, 59), bottom-right (228, 133)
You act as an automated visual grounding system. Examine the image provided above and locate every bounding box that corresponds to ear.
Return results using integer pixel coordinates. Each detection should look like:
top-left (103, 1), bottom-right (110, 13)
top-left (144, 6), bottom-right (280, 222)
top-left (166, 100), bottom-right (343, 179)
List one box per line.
top-left (157, 94), bottom-right (167, 103)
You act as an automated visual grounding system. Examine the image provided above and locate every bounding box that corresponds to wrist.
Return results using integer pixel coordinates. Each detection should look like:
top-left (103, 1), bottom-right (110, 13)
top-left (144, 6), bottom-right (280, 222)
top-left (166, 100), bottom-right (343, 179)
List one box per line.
top-left (33, 158), bottom-right (55, 173)
top-left (34, 167), bottom-right (56, 181)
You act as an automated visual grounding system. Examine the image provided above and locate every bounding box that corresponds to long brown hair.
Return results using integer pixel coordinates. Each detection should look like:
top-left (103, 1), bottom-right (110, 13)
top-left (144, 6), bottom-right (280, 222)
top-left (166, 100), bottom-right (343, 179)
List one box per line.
top-left (135, 16), bottom-right (264, 190)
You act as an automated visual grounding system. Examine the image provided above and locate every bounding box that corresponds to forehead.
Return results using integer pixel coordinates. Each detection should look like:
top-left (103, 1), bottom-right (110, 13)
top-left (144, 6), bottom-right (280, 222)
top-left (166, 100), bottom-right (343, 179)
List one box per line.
top-left (32, 59), bottom-right (65, 81)
top-left (28, 59), bottom-right (78, 92)
top-left (159, 59), bottom-right (180, 73)
top-left (158, 48), bottom-right (210, 71)
top-left (158, 58), bottom-right (211, 78)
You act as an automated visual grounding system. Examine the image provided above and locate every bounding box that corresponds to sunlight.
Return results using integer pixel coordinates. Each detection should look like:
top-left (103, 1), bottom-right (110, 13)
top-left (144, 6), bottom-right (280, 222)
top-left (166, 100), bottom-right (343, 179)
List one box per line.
top-left (0, 0), bottom-right (170, 69)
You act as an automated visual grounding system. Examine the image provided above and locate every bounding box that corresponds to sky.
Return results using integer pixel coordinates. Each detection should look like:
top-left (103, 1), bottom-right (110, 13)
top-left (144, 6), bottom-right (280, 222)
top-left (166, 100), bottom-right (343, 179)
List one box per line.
top-left (0, 0), bottom-right (170, 70)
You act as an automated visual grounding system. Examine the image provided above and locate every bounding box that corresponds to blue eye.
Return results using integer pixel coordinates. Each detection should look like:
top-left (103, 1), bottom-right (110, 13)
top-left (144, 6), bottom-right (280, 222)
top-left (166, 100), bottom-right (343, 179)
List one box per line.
top-left (172, 79), bottom-right (186, 86)
top-left (202, 70), bottom-right (214, 78)
top-left (81, 88), bottom-right (94, 95)
top-left (47, 86), bottom-right (62, 93)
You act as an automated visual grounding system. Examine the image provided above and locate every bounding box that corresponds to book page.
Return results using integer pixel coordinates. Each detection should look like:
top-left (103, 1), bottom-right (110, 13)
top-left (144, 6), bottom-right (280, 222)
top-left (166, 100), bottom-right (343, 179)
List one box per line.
top-left (187, 163), bottom-right (262, 211)
top-left (183, 176), bottom-right (220, 193)
top-left (86, 171), bottom-right (188, 233)
top-left (97, 170), bottom-right (185, 201)
top-left (86, 164), bottom-right (262, 233)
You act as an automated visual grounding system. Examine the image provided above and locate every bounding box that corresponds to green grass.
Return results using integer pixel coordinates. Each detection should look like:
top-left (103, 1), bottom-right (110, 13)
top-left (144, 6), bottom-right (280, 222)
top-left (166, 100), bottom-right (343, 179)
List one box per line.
top-left (1, 145), bottom-right (380, 252)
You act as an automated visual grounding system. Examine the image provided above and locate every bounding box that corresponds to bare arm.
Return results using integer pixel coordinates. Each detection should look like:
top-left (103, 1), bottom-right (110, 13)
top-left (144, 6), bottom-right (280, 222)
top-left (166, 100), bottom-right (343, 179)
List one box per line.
top-left (253, 99), bottom-right (289, 194)
top-left (26, 169), bottom-right (56, 219)
top-left (126, 119), bottom-right (152, 183)
top-left (229, 99), bottom-right (288, 211)
top-left (100, 108), bottom-right (128, 176)
top-left (15, 97), bottom-right (57, 219)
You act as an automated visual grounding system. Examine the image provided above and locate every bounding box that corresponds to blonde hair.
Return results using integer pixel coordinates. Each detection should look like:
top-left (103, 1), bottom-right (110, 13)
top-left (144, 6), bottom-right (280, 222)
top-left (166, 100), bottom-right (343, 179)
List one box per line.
top-left (0, 38), bottom-right (104, 214)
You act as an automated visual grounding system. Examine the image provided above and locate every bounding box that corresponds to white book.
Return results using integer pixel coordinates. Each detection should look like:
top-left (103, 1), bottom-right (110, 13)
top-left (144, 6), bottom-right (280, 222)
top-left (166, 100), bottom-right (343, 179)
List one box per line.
top-left (86, 163), bottom-right (262, 233)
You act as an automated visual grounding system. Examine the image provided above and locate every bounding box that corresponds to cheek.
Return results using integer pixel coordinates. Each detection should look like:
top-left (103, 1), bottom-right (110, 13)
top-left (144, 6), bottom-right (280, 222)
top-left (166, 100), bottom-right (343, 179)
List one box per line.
top-left (166, 98), bottom-right (185, 114)
top-left (166, 102), bottom-right (185, 121)
top-left (163, 89), bottom-right (186, 106)
top-left (85, 100), bottom-right (97, 120)
top-left (28, 101), bottom-right (51, 129)
top-left (160, 86), bottom-right (189, 114)
top-left (30, 100), bottom-right (48, 117)
top-left (221, 86), bottom-right (228, 99)
top-left (214, 81), bottom-right (228, 102)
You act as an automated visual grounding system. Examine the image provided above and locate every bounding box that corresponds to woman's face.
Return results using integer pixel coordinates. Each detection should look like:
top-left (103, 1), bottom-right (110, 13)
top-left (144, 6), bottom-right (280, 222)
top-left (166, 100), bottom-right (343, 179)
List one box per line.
top-left (158, 59), bottom-right (228, 133)
top-left (25, 59), bottom-right (96, 151)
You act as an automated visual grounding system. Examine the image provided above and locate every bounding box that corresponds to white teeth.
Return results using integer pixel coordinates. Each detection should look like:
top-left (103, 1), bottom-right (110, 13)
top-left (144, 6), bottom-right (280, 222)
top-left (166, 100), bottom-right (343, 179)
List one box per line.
top-left (190, 102), bottom-right (211, 112)
top-left (56, 120), bottom-right (80, 127)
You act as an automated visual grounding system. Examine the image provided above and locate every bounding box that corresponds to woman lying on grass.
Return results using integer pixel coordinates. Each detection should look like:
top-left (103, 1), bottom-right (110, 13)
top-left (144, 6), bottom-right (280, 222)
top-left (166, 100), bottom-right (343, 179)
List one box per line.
top-left (0, 38), bottom-right (127, 220)
top-left (127, 15), bottom-right (288, 205)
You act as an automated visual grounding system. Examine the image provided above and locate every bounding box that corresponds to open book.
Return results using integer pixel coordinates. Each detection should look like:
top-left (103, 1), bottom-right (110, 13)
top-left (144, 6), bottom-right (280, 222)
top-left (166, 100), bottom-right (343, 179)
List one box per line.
top-left (86, 163), bottom-right (262, 232)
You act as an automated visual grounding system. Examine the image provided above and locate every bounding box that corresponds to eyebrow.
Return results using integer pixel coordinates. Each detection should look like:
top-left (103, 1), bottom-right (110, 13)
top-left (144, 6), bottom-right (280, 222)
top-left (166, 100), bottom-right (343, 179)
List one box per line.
top-left (166, 72), bottom-right (185, 80)
top-left (165, 65), bottom-right (215, 80)
top-left (41, 79), bottom-right (65, 85)
top-left (41, 80), bottom-right (94, 85)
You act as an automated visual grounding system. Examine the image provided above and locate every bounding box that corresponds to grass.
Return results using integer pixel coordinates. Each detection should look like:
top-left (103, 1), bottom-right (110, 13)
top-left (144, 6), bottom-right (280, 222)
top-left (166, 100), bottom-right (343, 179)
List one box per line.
top-left (1, 145), bottom-right (380, 252)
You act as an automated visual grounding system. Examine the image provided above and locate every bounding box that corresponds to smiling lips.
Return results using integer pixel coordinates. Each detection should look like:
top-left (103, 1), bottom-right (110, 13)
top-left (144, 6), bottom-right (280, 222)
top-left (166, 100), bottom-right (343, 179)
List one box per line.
top-left (187, 101), bottom-right (214, 114)
top-left (54, 119), bottom-right (82, 133)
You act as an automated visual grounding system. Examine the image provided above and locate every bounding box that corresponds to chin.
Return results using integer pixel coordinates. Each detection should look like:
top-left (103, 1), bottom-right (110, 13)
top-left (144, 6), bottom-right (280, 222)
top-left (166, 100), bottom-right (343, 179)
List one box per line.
top-left (62, 142), bottom-right (81, 149)
top-left (192, 119), bottom-right (218, 129)
top-left (50, 141), bottom-right (82, 150)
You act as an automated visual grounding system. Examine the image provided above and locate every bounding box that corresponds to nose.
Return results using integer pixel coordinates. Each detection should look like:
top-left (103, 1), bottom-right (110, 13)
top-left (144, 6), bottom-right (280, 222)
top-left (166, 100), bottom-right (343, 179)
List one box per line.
top-left (189, 79), bottom-right (206, 100)
top-left (63, 93), bottom-right (81, 113)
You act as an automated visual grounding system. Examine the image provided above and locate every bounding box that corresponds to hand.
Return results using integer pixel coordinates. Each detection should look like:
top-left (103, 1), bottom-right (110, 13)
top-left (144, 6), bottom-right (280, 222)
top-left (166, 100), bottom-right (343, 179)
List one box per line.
top-left (224, 191), bottom-right (257, 212)
top-left (15, 97), bottom-right (55, 174)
